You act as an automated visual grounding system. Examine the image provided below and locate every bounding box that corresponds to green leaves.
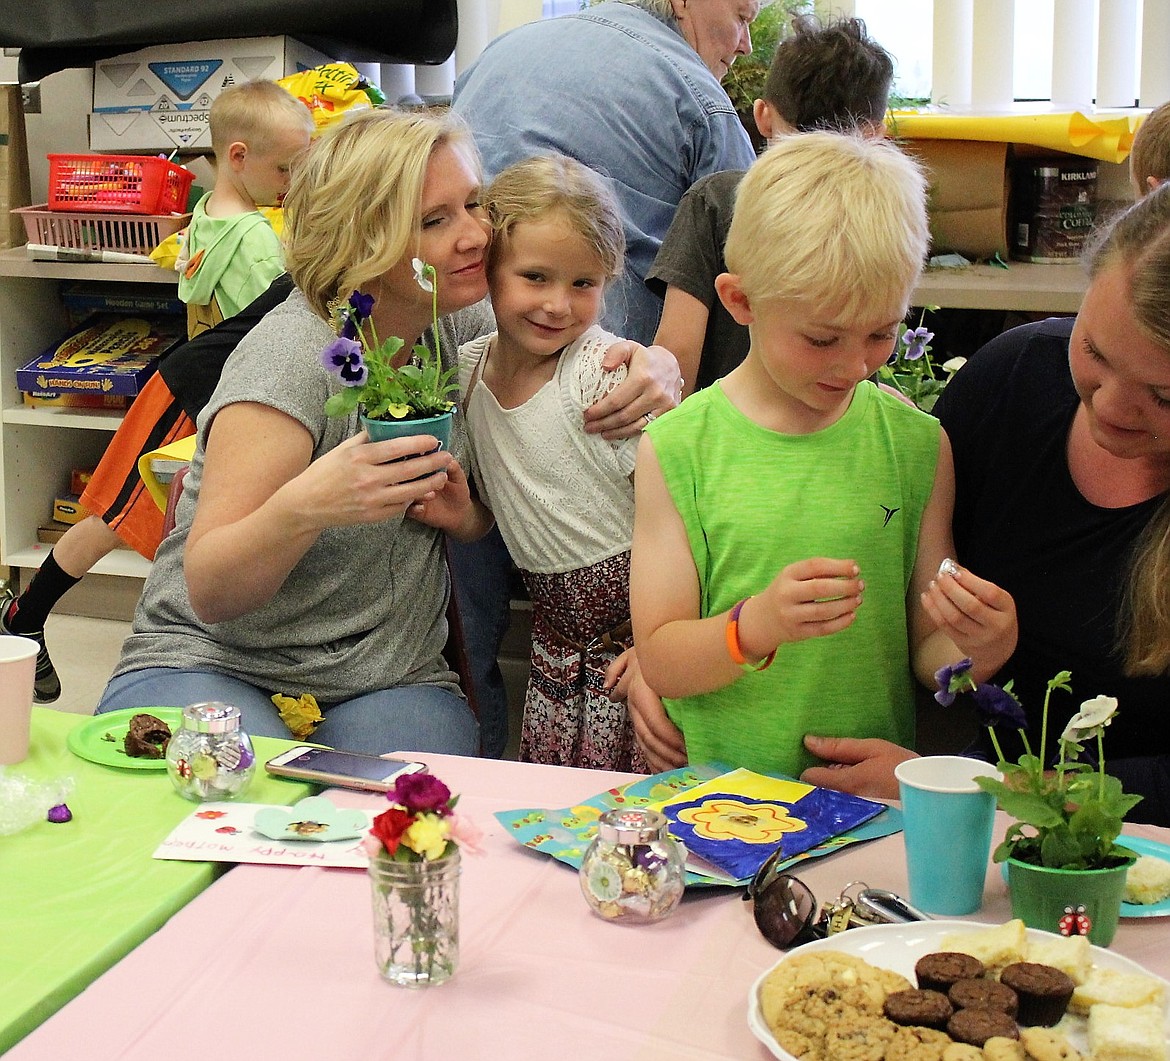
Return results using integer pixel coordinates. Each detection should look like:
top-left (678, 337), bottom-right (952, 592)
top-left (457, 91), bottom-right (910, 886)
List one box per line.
top-left (978, 670), bottom-right (1142, 870)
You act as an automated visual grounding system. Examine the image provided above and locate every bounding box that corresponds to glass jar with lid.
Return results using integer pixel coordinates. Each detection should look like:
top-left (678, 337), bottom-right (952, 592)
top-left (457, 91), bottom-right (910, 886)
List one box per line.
top-left (165, 701), bottom-right (256, 802)
top-left (579, 807), bottom-right (685, 923)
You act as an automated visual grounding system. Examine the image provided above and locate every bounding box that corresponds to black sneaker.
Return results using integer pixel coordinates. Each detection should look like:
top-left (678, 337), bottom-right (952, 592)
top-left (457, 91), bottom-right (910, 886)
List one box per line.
top-left (0, 590), bottom-right (61, 703)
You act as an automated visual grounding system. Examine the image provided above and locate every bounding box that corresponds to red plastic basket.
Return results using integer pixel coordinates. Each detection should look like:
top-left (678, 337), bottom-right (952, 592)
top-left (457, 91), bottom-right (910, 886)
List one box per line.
top-left (47, 153), bottom-right (195, 215)
top-left (13, 205), bottom-right (191, 254)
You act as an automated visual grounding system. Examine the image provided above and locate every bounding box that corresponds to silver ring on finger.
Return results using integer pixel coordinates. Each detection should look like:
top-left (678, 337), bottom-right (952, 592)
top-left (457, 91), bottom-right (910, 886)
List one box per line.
top-left (643, 410), bottom-right (657, 424)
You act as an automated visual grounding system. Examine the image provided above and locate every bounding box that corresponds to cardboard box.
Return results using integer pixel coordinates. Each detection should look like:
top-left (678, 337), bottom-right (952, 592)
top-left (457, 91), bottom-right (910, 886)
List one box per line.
top-left (90, 36), bottom-right (332, 151)
top-left (16, 313), bottom-right (186, 399)
top-left (903, 139), bottom-right (1010, 261)
top-left (53, 495), bottom-right (88, 526)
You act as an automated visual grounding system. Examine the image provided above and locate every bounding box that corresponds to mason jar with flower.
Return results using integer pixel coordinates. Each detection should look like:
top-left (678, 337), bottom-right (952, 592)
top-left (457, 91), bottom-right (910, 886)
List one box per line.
top-left (320, 258), bottom-right (459, 447)
top-left (936, 661), bottom-right (1142, 945)
top-left (363, 771), bottom-right (482, 987)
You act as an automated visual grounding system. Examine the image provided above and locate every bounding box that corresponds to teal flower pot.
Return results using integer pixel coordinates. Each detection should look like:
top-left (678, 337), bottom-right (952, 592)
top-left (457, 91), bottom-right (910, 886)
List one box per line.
top-left (1005, 855), bottom-right (1134, 947)
top-left (361, 410), bottom-right (453, 451)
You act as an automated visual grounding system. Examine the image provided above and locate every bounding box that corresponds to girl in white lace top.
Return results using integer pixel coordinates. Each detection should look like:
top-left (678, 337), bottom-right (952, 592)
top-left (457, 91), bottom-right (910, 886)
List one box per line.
top-left (458, 155), bottom-right (648, 771)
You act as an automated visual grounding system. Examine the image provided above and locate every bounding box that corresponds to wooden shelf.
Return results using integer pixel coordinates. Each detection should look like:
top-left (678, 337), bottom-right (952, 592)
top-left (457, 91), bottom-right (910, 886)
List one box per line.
top-left (0, 246), bottom-right (177, 284)
top-left (913, 261), bottom-right (1086, 313)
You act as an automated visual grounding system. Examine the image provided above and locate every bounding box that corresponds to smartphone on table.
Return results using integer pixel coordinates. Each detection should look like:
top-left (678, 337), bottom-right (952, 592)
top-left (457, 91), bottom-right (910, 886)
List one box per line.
top-left (265, 746), bottom-right (427, 792)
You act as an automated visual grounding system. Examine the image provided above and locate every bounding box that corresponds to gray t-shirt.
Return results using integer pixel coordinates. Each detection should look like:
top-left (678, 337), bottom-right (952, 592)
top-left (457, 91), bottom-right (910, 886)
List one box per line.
top-left (112, 289), bottom-right (494, 703)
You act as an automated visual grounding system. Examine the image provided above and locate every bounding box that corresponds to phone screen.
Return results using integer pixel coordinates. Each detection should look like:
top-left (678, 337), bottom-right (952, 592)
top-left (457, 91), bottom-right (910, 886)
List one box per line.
top-left (284, 748), bottom-right (415, 782)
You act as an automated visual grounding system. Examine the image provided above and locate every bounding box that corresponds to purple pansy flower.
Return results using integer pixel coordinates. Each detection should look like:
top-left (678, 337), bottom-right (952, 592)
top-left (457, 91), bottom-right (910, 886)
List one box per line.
top-left (348, 290), bottom-right (375, 320)
top-left (320, 337), bottom-right (367, 385)
top-left (970, 682), bottom-right (1028, 730)
top-left (392, 772), bottom-right (452, 815)
top-left (934, 657), bottom-right (974, 706)
top-left (901, 326), bottom-right (934, 361)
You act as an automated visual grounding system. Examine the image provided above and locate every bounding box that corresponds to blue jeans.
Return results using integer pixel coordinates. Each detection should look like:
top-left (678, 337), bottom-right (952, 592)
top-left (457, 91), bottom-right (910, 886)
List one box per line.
top-left (448, 526), bottom-right (514, 758)
top-left (97, 668), bottom-right (480, 757)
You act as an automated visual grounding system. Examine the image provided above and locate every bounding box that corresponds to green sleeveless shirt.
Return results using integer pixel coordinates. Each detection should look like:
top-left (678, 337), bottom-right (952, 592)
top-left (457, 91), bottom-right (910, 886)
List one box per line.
top-left (646, 380), bottom-right (940, 777)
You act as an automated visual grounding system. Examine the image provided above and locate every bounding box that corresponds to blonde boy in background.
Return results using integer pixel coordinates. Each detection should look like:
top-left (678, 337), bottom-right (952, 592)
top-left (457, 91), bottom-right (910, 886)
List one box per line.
top-left (179, 78), bottom-right (314, 336)
top-left (1131, 101), bottom-right (1170, 199)
top-left (0, 80), bottom-right (312, 702)
top-left (631, 132), bottom-right (1018, 781)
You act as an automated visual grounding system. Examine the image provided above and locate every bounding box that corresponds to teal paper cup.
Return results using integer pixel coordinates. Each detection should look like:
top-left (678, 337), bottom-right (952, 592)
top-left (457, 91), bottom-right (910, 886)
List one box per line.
top-left (895, 755), bottom-right (1000, 916)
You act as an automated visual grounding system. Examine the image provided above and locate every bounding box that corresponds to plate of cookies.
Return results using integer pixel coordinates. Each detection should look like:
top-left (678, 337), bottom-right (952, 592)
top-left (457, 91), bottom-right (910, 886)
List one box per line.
top-left (748, 918), bottom-right (1169, 1061)
top-left (67, 707), bottom-right (180, 770)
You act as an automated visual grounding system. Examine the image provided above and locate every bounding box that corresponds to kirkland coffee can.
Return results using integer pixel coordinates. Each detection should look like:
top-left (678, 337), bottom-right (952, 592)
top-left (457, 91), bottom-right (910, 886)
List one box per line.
top-left (1011, 158), bottom-right (1097, 263)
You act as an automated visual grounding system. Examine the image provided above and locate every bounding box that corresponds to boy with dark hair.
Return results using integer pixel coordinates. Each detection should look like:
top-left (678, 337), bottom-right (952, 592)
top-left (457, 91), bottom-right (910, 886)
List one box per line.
top-left (647, 15), bottom-right (895, 393)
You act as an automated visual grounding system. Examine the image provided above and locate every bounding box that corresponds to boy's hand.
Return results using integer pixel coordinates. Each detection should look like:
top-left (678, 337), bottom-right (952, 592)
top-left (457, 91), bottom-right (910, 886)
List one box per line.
top-left (602, 647), bottom-right (636, 702)
top-left (753, 558), bottom-right (864, 651)
top-left (627, 668), bottom-right (687, 772)
top-left (920, 563), bottom-right (1017, 678)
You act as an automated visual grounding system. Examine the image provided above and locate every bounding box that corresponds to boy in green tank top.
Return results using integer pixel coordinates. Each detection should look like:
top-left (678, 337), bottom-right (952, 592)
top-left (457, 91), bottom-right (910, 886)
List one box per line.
top-left (629, 132), bottom-right (1019, 788)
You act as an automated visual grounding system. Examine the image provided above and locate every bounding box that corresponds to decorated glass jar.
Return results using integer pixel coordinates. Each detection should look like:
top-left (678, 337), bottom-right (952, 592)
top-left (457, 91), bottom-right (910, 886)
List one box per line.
top-left (165, 701), bottom-right (255, 802)
top-left (579, 808), bottom-right (685, 924)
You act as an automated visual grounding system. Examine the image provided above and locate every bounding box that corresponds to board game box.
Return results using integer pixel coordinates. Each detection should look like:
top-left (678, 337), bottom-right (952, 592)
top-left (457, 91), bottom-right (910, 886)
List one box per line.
top-left (16, 313), bottom-right (185, 398)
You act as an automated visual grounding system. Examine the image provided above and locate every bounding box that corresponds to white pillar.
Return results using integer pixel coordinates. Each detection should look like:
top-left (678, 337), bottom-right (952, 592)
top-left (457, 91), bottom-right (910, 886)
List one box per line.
top-left (415, 57), bottom-right (457, 101)
top-left (379, 64), bottom-right (417, 105)
top-left (970, 0), bottom-right (1015, 110)
top-left (1096, 0), bottom-right (1139, 107)
top-left (1140, 0), bottom-right (1170, 106)
top-left (456, 0), bottom-right (492, 75)
top-left (1051, 0), bottom-right (1097, 109)
top-left (932, 0), bottom-right (973, 108)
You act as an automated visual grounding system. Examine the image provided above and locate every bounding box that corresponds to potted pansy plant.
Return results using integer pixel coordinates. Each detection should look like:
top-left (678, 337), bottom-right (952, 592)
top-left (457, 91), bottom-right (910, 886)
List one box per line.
top-left (320, 258), bottom-right (459, 448)
top-left (876, 307), bottom-right (967, 413)
top-left (936, 661), bottom-right (1141, 945)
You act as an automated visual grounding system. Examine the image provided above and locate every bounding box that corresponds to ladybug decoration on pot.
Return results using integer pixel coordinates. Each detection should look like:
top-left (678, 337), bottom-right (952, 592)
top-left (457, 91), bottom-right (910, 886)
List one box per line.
top-left (1058, 904), bottom-right (1092, 936)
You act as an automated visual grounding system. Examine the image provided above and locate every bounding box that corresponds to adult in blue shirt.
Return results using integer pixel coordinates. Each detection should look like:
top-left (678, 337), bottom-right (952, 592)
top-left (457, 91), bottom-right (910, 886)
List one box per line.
top-left (453, 0), bottom-right (759, 348)
top-left (450, 0), bottom-right (757, 756)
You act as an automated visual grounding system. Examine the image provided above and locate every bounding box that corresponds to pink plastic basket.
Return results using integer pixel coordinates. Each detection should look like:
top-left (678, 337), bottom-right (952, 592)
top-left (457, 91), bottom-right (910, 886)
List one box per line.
top-left (47, 153), bottom-right (194, 215)
top-left (13, 205), bottom-right (190, 255)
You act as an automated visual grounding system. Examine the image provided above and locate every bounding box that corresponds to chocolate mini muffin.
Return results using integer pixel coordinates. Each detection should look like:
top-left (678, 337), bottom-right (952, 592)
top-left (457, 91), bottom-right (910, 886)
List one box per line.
top-left (949, 978), bottom-right (1019, 1017)
top-left (124, 713), bottom-right (172, 758)
top-left (916, 952), bottom-right (987, 994)
top-left (947, 1007), bottom-right (1020, 1047)
top-left (884, 988), bottom-right (955, 1029)
top-left (999, 963), bottom-right (1075, 1027)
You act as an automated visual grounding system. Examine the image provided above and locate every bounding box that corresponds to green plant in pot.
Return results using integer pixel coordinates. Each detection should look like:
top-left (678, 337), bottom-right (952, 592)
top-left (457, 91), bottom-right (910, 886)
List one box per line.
top-left (319, 258), bottom-right (458, 448)
top-left (936, 661), bottom-right (1141, 945)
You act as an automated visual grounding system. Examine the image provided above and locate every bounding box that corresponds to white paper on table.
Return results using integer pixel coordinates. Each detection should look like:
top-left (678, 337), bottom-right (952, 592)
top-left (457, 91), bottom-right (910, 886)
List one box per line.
top-left (153, 801), bottom-right (371, 868)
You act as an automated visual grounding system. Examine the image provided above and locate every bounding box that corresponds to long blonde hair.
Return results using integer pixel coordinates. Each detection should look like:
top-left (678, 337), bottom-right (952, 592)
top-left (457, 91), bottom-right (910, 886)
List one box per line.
top-left (1089, 185), bottom-right (1170, 673)
top-left (281, 108), bottom-right (479, 321)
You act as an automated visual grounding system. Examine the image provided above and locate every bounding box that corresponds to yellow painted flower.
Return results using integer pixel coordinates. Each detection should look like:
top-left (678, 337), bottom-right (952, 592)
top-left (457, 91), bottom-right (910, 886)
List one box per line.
top-left (403, 814), bottom-right (451, 860)
top-left (677, 798), bottom-right (805, 844)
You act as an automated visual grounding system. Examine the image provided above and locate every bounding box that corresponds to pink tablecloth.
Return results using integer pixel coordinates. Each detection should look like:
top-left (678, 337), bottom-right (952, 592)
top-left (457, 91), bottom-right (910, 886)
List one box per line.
top-left (11, 752), bottom-right (1170, 1060)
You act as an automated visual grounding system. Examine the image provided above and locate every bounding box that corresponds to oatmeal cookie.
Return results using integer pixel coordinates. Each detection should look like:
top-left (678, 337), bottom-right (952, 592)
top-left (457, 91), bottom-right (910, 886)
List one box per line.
top-left (885, 1025), bottom-right (953, 1061)
top-left (1019, 1027), bottom-right (1083, 1061)
top-left (983, 1036), bottom-right (1027, 1061)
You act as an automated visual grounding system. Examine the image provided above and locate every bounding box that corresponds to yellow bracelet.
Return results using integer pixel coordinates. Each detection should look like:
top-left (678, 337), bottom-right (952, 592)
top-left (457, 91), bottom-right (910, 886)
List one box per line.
top-left (725, 597), bottom-right (776, 672)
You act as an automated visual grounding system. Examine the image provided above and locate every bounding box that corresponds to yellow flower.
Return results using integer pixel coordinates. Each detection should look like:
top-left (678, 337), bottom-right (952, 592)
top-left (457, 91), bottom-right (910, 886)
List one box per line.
top-left (403, 814), bottom-right (451, 860)
top-left (677, 798), bottom-right (805, 843)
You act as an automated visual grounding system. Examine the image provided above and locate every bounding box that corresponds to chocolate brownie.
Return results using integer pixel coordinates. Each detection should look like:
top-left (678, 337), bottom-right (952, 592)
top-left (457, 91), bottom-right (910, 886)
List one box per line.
top-left (1000, 963), bottom-right (1075, 1027)
top-left (947, 1007), bottom-right (1020, 1047)
top-left (124, 713), bottom-right (172, 758)
top-left (884, 989), bottom-right (955, 1029)
top-left (916, 952), bottom-right (987, 994)
top-left (949, 978), bottom-right (1020, 1017)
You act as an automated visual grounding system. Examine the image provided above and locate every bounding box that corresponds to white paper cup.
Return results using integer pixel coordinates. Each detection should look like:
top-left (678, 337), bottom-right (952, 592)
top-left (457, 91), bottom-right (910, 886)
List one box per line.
top-left (0, 636), bottom-right (39, 765)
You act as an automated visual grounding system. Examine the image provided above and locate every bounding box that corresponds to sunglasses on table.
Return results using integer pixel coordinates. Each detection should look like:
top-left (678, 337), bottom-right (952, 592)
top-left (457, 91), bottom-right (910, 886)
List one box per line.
top-left (744, 847), bottom-right (931, 950)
